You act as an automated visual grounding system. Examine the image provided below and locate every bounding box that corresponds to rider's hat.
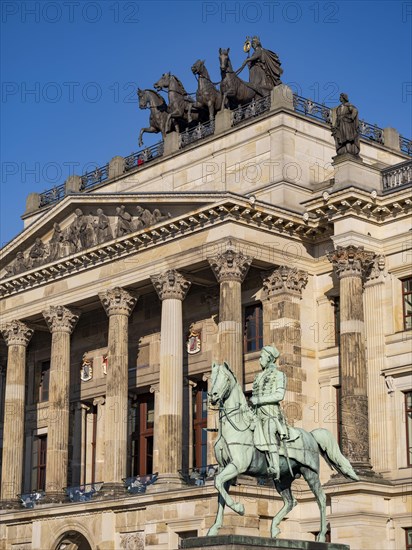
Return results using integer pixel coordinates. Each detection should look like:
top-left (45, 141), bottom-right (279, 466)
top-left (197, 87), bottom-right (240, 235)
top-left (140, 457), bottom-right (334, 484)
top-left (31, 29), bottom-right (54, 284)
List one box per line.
top-left (262, 345), bottom-right (280, 362)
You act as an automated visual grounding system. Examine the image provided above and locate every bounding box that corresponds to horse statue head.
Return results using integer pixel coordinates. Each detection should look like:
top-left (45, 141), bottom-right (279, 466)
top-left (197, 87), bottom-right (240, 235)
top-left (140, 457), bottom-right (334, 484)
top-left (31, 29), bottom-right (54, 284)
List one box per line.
top-left (208, 361), bottom-right (237, 406)
top-left (218, 48), bottom-right (231, 73)
top-left (191, 59), bottom-right (205, 76)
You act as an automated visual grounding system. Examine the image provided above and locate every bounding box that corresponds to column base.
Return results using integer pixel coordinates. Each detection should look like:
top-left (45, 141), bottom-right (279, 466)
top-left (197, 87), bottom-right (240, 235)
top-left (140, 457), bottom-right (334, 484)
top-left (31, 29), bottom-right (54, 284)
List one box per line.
top-left (181, 535), bottom-right (349, 550)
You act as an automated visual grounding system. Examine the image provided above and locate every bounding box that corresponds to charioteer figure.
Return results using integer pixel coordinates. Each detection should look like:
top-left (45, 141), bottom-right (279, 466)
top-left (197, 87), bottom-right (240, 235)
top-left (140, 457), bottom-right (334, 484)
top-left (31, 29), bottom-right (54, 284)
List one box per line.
top-left (251, 345), bottom-right (298, 479)
top-left (238, 36), bottom-right (283, 95)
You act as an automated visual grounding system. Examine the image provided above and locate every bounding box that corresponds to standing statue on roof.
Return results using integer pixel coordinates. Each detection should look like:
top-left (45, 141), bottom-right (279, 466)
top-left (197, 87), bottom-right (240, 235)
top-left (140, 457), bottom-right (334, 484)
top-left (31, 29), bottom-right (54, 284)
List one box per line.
top-left (331, 93), bottom-right (360, 156)
top-left (237, 36), bottom-right (283, 95)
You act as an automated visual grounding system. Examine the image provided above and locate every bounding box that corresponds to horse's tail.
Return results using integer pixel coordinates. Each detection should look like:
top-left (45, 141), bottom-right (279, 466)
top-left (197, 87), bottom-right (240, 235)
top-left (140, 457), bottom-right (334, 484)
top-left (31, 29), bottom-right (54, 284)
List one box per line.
top-left (311, 428), bottom-right (359, 481)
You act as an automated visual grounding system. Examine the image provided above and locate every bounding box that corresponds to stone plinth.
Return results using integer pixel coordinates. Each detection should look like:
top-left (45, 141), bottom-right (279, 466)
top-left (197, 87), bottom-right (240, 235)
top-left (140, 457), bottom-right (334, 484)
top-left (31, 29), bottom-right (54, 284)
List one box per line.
top-left (180, 536), bottom-right (349, 550)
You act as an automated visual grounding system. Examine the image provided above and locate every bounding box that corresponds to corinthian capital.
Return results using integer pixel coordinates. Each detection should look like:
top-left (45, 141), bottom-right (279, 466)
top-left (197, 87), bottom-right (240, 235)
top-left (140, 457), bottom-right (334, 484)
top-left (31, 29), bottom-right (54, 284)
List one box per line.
top-left (42, 305), bottom-right (81, 334)
top-left (327, 245), bottom-right (376, 280)
top-left (1, 320), bottom-right (33, 347)
top-left (208, 244), bottom-right (253, 283)
top-left (151, 270), bottom-right (191, 301)
top-left (99, 287), bottom-right (138, 316)
top-left (262, 266), bottom-right (308, 297)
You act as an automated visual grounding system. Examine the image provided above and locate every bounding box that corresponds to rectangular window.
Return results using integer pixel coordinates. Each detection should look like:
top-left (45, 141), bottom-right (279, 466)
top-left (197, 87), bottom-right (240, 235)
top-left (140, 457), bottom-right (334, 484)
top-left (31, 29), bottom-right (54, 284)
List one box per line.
top-left (31, 435), bottom-right (47, 491)
top-left (38, 361), bottom-right (50, 402)
top-left (128, 394), bottom-right (154, 477)
top-left (405, 391), bottom-right (412, 467)
top-left (402, 277), bottom-right (412, 331)
top-left (406, 528), bottom-right (412, 550)
top-left (244, 304), bottom-right (263, 353)
top-left (193, 382), bottom-right (208, 469)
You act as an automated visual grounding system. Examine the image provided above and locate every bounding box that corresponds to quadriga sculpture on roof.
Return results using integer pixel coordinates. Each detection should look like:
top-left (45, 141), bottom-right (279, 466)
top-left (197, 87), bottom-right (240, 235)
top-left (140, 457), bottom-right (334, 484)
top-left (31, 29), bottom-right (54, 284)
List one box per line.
top-left (137, 37), bottom-right (282, 145)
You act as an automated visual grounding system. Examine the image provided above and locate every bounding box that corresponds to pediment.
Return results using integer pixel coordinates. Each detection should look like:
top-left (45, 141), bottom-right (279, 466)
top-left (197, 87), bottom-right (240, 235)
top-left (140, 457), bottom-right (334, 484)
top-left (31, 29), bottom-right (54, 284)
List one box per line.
top-left (0, 192), bottom-right (232, 278)
top-left (0, 192), bottom-right (325, 297)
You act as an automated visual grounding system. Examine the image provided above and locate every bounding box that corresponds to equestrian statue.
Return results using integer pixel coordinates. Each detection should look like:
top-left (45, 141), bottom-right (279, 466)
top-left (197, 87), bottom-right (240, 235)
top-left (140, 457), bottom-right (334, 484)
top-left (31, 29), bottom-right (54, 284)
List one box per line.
top-left (207, 346), bottom-right (358, 542)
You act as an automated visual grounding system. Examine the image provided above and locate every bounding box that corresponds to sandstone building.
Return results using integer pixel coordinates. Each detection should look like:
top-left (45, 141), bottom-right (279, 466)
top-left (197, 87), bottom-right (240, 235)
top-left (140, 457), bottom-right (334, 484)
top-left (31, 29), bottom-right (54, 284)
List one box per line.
top-left (0, 85), bottom-right (411, 550)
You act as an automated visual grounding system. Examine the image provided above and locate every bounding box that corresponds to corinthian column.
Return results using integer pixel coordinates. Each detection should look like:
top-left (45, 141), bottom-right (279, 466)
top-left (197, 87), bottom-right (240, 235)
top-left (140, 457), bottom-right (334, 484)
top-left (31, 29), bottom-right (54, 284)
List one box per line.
top-left (328, 245), bottom-right (375, 473)
top-left (151, 270), bottom-right (191, 484)
top-left (0, 321), bottom-right (33, 501)
top-left (261, 266), bottom-right (308, 415)
top-left (99, 287), bottom-right (137, 491)
top-left (43, 306), bottom-right (80, 499)
top-left (208, 243), bottom-right (253, 387)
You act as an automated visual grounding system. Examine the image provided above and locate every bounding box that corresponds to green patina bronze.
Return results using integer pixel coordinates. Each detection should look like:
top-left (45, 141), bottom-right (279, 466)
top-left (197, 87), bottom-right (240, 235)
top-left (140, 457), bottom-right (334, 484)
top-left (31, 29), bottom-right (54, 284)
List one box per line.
top-left (207, 348), bottom-right (359, 542)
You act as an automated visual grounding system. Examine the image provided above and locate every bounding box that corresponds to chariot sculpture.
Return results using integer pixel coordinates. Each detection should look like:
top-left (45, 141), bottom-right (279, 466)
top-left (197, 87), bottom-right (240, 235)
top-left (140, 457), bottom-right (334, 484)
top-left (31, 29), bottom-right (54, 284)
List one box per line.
top-left (207, 347), bottom-right (358, 542)
top-left (137, 37), bottom-right (283, 145)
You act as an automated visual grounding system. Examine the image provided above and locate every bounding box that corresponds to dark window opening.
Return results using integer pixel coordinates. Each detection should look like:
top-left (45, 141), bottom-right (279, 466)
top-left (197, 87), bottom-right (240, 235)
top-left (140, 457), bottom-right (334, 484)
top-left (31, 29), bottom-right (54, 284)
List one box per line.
top-left (244, 303), bottom-right (263, 353)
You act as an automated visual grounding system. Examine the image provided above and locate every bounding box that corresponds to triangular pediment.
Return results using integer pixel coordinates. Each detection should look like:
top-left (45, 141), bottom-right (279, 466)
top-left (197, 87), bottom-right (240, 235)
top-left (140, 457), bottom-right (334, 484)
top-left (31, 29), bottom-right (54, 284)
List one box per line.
top-left (0, 192), bottom-right (325, 297)
top-left (0, 192), bottom-right (233, 276)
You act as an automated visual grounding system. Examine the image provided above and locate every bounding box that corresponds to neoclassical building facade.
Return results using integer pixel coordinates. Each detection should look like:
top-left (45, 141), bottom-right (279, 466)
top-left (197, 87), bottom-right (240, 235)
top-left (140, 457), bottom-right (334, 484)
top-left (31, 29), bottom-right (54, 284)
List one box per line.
top-left (0, 86), bottom-right (411, 550)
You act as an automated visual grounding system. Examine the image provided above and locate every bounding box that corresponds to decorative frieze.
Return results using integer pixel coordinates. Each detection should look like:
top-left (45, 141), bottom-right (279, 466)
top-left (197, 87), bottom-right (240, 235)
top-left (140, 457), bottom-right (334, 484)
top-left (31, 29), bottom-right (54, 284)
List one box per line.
top-left (42, 305), bottom-right (80, 334)
top-left (262, 265), bottom-right (308, 297)
top-left (208, 242), bottom-right (253, 283)
top-left (327, 245), bottom-right (375, 280)
top-left (1, 320), bottom-right (33, 347)
top-left (99, 287), bottom-right (138, 317)
top-left (151, 270), bottom-right (191, 301)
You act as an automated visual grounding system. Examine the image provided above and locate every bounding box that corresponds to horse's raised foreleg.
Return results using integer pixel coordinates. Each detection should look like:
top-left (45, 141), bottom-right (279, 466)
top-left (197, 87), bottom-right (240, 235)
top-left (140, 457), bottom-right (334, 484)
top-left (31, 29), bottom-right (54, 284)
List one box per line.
top-left (207, 481), bottom-right (229, 536)
top-left (271, 477), bottom-right (297, 538)
top-left (301, 466), bottom-right (327, 542)
top-left (138, 127), bottom-right (158, 147)
top-left (214, 462), bottom-right (244, 515)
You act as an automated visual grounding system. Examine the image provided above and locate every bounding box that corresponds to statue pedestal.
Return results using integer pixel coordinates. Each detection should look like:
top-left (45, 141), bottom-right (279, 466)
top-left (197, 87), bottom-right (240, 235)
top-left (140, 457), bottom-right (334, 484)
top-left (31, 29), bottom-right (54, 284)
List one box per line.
top-left (331, 154), bottom-right (381, 193)
top-left (180, 535), bottom-right (349, 550)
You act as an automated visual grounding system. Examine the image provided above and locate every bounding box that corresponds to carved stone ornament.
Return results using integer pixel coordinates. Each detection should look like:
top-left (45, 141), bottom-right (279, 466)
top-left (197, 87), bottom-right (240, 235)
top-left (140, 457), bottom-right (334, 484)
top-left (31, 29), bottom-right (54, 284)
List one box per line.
top-left (42, 305), bottom-right (80, 334)
top-left (365, 254), bottom-right (387, 283)
top-left (151, 269), bottom-right (191, 301)
top-left (1, 320), bottom-right (33, 347)
top-left (262, 266), bottom-right (308, 297)
top-left (120, 532), bottom-right (145, 550)
top-left (187, 329), bottom-right (201, 354)
top-left (99, 287), bottom-right (138, 317)
top-left (80, 357), bottom-right (93, 382)
top-left (327, 245), bottom-right (376, 280)
top-left (208, 243), bottom-right (253, 283)
top-left (102, 354), bottom-right (108, 375)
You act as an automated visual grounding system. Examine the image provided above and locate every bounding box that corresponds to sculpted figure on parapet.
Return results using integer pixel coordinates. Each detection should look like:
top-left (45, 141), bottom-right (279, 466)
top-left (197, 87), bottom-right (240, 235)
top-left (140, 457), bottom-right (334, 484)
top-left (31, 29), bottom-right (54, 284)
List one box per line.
top-left (238, 36), bottom-right (283, 95)
top-left (1, 204), bottom-right (172, 278)
top-left (332, 93), bottom-right (360, 156)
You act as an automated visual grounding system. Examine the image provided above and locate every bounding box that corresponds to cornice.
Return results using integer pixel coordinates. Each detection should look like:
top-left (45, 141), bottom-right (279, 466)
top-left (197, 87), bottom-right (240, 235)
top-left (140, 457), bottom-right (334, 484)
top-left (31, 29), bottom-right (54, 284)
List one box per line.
top-left (0, 197), bottom-right (328, 298)
top-left (302, 185), bottom-right (412, 225)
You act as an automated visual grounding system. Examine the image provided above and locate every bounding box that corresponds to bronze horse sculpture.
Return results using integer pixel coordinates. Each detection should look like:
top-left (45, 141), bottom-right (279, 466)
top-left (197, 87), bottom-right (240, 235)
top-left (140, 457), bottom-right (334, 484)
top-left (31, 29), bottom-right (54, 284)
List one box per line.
top-left (191, 59), bottom-right (222, 120)
top-left (219, 48), bottom-right (262, 110)
top-left (207, 362), bottom-right (359, 541)
top-left (153, 72), bottom-right (198, 133)
top-left (137, 88), bottom-right (169, 146)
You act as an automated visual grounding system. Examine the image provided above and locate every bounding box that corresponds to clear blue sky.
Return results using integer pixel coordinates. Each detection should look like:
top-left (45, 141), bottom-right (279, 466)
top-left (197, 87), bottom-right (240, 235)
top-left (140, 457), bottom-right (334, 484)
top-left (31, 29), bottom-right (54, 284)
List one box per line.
top-left (1, 0), bottom-right (411, 246)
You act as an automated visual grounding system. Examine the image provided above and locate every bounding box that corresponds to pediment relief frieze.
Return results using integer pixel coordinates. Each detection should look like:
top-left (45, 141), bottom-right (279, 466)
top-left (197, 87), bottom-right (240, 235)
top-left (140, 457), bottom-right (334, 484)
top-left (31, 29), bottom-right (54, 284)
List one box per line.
top-left (0, 195), bottom-right (327, 297)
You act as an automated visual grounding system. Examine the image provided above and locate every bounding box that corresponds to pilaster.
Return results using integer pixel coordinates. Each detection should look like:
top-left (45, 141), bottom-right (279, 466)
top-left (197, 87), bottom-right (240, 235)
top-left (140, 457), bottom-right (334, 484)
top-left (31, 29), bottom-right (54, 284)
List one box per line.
top-left (261, 266), bottom-right (308, 417)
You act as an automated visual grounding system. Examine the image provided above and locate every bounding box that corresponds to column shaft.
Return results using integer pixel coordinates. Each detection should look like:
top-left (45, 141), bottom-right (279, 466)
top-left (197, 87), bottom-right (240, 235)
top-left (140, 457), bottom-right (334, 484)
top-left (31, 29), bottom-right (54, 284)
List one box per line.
top-left (218, 280), bottom-right (243, 385)
top-left (99, 287), bottom-right (137, 489)
top-left (0, 320), bottom-right (33, 500)
top-left (151, 269), bottom-right (191, 483)
top-left (328, 245), bottom-right (375, 472)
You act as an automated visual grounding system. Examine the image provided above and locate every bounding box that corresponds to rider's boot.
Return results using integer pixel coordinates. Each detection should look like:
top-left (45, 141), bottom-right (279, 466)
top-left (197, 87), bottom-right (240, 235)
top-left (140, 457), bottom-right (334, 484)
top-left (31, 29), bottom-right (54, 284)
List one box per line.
top-left (266, 452), bottom-right (280, 480)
